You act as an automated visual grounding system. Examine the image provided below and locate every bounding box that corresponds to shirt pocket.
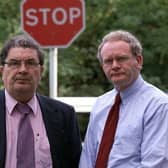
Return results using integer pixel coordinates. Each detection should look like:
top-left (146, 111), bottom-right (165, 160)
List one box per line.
top-left (113, 123), bottom-right (142, 155)
top-left (37, 136), bottom-right (53, 168)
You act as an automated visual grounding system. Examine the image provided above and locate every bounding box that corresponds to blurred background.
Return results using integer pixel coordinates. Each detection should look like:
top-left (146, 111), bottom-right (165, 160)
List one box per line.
top-left (0, 0), bottom-right (168, 140)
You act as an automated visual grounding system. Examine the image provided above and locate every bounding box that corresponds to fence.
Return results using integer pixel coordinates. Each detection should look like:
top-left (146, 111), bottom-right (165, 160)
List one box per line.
top-left (55, 97), bottom-right (97, 113)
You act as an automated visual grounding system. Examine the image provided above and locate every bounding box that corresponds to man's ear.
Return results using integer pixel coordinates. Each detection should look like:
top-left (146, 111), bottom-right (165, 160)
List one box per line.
top-left (136, 55), bottom-right (143, 70)
top-left (40, 65), bottom-right (44, 74)
top-left (0, 66), bottom-right (4, 75)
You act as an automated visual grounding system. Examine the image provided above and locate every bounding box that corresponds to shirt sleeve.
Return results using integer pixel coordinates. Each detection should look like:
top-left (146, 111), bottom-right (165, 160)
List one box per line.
top-left (140, 102), bottom-right (168, 167)
top-left (79, 103), bottom-right (99, 168)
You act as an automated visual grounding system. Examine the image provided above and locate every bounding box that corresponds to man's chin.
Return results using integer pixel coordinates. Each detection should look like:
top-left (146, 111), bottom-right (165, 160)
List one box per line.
top-left (112, 80), bottom-right (126, 90)
top-left (14, 85), bottom-right (32, 92)
top-left (111, 77), bottom-right (124, 85)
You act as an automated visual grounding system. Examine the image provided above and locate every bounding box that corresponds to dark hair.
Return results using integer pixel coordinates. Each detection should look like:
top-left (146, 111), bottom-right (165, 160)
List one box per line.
top-left (0, 34), bottom-right (44, 65)
top-left (97, 30), bottom-right (142, 63)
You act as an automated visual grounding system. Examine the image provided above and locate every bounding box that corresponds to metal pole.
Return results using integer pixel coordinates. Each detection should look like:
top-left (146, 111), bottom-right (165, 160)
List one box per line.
top-left (49, 48), bottom-right (58, 98)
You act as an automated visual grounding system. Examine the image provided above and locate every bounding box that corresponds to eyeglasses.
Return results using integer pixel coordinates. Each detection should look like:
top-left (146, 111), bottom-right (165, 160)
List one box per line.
top-left (3, 59), bottom-right (40, 69)
top-left (102, 55), bottom-right (131, 66)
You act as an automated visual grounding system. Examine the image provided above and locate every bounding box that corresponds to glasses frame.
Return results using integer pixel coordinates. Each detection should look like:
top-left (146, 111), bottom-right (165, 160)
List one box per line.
top-left (3, 59), bottom-right (40, 69)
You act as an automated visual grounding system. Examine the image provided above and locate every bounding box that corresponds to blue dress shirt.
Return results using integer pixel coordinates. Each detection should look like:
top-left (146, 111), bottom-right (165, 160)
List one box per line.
top-left (79, 75), bottom-right (168, 168)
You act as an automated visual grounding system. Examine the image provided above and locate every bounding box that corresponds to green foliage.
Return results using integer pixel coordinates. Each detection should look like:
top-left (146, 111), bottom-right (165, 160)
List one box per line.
top-left (0, 0), bottom-right (21, 45)
top-left (58, 0), bottom-right (168, 97)
top-left (77, 113), bottom-right (90, 140)
top-left (1, 0), bottom-right (168, 96)
top-left (0, 0), bottom-right (49, 95)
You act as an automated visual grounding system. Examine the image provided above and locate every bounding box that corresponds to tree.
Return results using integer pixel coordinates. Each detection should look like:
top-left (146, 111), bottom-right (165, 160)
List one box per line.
top-left (0, 0), bottom-right (49, 95)
top-left (58, 0), bottom-right (168, 97)
top-left (1, 0), bottom-right (168, 95)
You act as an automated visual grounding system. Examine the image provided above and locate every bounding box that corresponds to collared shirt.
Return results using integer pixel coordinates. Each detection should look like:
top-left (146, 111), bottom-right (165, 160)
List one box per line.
top-left (5, 90), bottom-right (52, 168)
top-left (79, 75), bottom-right (168, 168)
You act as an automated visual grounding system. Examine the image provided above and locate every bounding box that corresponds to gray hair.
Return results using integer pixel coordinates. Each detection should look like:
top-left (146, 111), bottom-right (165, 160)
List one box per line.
top-left (97, 30), bottom-right (142, 63)
top-left (0, 34), bottom-right (44, 65)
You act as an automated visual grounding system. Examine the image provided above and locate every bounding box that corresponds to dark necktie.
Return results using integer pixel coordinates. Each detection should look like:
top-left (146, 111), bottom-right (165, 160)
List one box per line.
top-left (16, 103), bottom-right (35, 168)
top-left (95, 93), bottom-right (121, 168)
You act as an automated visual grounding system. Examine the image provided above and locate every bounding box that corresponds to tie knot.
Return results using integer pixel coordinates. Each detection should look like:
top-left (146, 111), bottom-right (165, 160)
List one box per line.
top-left (115, 93), bottom-right (121, 105)
top-left (16, 103), bottom-right (31, 114)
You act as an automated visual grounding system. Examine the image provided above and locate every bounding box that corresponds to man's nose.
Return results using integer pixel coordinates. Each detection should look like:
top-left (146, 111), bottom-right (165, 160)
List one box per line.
top-left (18, 62), bottom-right (28, 71)
top-left (111, 60), bottom-right (120, 68)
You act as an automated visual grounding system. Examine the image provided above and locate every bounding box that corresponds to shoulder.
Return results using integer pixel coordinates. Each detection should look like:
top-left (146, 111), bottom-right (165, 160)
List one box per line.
top-left (0, 90), bottom-right (5, 103)
top-left (0, 90), bottom-right (5, 96)
top-left (37, 94), bottom-right (75, 115)
top-left (142, 82), bottom-right (168, 103)
top-left (89, 89), bottom-right (116, 118)
top-left (95, 89), bottom-right (116, 104)
top-left (135, 82), bottom-right (168, 118)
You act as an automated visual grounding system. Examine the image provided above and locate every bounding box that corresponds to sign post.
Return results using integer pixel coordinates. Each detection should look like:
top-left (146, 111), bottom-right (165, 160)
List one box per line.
top-left (21, 0), bottom-right (85, 98)
top-left (49, 48), bottom-right (58, 98)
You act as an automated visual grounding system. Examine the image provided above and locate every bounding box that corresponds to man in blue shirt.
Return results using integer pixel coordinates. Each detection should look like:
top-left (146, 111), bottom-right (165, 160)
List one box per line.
top-left (79, 30), bottom-right (168, 168)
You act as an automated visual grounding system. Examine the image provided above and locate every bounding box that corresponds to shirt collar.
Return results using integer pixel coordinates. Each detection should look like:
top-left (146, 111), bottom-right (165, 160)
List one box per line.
top-left (120, 75), bottom-right (144, 104)
top-left (5, 89), bottom-right (38, 116)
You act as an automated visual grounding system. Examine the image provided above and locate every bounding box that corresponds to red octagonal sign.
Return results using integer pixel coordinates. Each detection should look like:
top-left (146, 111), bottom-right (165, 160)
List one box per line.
top-left (21, 0), bottom-right (85, 48)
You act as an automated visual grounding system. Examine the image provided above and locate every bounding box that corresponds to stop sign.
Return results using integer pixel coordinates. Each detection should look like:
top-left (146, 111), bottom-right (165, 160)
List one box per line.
top-left (21, 0), bottom-right (85, 48)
